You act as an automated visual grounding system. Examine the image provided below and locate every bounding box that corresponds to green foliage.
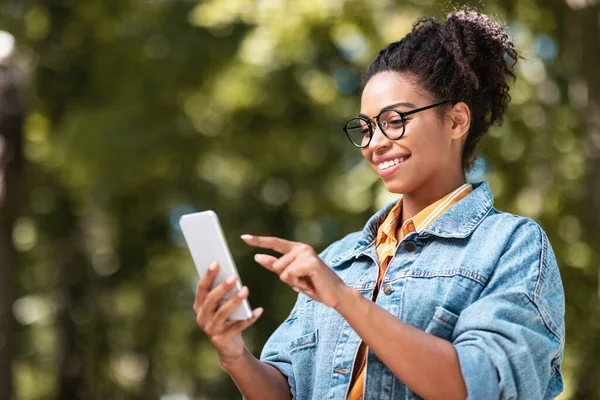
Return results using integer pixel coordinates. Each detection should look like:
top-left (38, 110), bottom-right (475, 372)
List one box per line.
top-left (2, 0), bottom-right (599, 398)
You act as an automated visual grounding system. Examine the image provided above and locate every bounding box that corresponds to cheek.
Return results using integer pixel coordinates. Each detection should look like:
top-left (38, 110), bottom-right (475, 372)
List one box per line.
top-left (406, 120), bottom-right (448, 159)
top-left (361, 148), bottom-right (371, 161)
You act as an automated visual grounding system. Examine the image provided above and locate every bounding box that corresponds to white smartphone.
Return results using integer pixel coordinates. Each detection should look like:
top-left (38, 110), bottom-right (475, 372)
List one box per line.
top-left (179, 210), bottom-right (253, 321)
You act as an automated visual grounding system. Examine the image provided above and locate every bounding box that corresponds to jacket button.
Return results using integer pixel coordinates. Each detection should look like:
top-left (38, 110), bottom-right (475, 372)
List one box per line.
top-left (404, 241), bottom-right (417, 252)
top-left (383, 283), bottom-right (393, 295)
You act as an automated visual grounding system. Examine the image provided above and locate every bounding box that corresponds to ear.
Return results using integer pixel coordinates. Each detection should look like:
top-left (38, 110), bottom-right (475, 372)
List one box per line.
top-left (448, 101), bottom-right (471, 141)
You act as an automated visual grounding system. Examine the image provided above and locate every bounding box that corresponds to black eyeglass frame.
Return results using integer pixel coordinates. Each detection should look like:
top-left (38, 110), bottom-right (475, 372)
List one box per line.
top-left (342, 100), bottom-right (457, 148)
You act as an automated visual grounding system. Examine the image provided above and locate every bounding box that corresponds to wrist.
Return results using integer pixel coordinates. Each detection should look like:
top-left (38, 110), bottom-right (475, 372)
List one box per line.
top-left (219, 347), bottom-right (250, 372)
top-left (334, 285), bottom-right (362, 315)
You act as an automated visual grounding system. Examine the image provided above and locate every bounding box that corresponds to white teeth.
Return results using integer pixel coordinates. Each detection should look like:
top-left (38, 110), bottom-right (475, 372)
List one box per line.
top-left (378, 156), bottom-right (409, 170)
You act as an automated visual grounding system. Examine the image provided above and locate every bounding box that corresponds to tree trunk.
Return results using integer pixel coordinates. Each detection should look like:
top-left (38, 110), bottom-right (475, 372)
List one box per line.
top-left (0, 64), bottom-right (25, 400)
top-left (575, 4), bottom-right (600, 398)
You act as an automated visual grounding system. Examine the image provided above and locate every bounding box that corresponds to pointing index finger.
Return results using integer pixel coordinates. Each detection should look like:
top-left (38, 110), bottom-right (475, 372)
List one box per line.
top-left (241, 234), bottom-right (295, 254)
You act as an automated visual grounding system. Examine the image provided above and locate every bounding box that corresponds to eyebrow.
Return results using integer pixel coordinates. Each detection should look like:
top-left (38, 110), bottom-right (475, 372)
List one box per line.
top-left (359, 102), bottom-right (417, 118)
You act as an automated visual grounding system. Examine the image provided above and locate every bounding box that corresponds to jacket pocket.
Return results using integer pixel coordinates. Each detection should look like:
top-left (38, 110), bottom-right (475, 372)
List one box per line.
top-left (289, 330), bottom-right (319, 396)
top-left (424, 306), bottom-right (459, 340)
top-left (289, 329), bottom-right (319, 353)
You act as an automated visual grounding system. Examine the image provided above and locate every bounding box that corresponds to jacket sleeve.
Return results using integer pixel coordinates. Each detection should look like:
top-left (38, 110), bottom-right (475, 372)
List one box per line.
top-left (452, 222), bottom-right (565, 400)
top-left (259, 291), bottom-right (307, 398)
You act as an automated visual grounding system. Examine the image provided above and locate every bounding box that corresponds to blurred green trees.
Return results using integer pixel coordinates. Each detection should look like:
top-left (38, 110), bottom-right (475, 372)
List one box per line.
top-left (0, 0), bottom-right (599, 398)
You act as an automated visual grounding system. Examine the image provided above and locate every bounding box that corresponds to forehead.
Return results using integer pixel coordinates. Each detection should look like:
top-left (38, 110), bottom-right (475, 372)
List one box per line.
top-left (360, 71), bottom-right (427, 115)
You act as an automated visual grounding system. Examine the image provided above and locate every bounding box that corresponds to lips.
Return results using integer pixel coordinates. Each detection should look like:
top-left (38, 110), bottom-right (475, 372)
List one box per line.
top-left (377, 155), bottom-right (410, 171)
top-left (375, 155), bottom-right (411, 178)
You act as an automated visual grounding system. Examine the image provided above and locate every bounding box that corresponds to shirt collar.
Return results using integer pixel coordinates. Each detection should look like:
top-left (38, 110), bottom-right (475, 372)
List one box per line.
top-left (359, 181), bottom-right (494, 245)
top-left (328, 182), bottom-right (494, 267)
top-left (377, 183), bottom-right (473, 244)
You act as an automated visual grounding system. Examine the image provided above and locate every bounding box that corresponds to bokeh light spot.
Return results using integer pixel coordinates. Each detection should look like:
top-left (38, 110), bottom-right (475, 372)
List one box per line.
top-left (13, 295), bottom-right (56, 326)
top-left (533, 34), bottom-right (558, 62)
top-left (0, 31), bottom-right (15, 60)
top-left (111, 352), bottom-right (149, 388)
top-left (333, 66), bottom-right (359, 94)
top-left (519, 58), bottom-right (546, 85)
top-left (565, 242), bottom-right (592, 270)
top-left (24, 6), bottom-right (50, 41)
top-left (515, 187), bottom-right (544, 218)
top-left (558, 215), bottom-right (582, 244)
top-left (12, 217), bottom-right (37, 252)
top-left (294, 219), bottom-right (323, 246)
top-left (261, 178), bottom-right (292, 207)
top-left (331, 23), bottom-right (367, 62)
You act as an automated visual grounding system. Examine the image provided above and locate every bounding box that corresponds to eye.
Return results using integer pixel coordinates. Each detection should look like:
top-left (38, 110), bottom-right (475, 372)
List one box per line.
top-left (359, 122), bottom-right (371, 134)
top-left (382, 117), bottom-right (404, 129)
top-left (380, 110), bottom-right (404, 127)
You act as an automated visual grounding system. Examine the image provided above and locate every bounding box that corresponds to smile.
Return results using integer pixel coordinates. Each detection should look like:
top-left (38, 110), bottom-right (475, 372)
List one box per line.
top-left (377, 155), bottom-right (410, 170)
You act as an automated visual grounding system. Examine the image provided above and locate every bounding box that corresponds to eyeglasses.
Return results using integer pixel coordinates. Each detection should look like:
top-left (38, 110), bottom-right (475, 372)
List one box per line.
top-left (342, 100), bottom-right (456, 148)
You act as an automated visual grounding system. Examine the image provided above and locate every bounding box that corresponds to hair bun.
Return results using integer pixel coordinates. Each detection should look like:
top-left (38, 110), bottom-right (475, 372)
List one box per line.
top-left (442, 10), bottom-right (518, 93)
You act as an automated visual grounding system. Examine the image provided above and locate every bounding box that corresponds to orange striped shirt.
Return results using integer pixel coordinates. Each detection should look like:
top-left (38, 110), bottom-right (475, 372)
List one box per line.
top-left (347, 183), bottom-right (473, 400)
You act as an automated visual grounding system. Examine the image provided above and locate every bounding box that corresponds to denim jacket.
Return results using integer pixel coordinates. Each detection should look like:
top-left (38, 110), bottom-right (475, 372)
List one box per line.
top-left (260, 182), bottom-right (565, 400)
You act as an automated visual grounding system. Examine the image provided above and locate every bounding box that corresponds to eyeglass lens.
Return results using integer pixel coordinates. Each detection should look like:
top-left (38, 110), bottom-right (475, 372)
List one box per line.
top-left (344, 110), bottom-right (406, 147)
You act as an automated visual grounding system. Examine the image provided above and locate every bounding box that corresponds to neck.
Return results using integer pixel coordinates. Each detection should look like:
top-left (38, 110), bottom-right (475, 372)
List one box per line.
top-left (401, 171), bottom-right (467, 226)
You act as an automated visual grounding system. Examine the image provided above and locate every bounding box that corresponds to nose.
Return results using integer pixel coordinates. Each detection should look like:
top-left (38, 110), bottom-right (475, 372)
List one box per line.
top-left (368, 120), bottom-right (391, 150)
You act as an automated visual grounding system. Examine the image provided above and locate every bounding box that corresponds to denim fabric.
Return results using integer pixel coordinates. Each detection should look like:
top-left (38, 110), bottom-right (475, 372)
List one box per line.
top-left (259, 182), bottom-right (565, 400)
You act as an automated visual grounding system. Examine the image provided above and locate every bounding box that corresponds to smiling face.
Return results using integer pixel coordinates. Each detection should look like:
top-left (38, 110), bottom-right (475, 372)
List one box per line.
top-left (360, 71), bottom-right (468, 196)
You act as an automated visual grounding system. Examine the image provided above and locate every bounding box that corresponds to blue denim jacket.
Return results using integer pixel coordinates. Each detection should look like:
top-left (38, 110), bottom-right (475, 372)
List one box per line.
top-left (260, 182), bottom-right (565, 400)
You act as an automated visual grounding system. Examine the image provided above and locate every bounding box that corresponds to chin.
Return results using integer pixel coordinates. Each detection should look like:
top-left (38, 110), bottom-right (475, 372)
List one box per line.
top-left (382, 179), bottom-right (414, 195)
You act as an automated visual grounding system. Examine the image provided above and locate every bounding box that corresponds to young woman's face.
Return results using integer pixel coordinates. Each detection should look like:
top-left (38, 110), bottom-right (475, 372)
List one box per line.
top-left (360, 71), bottom-right (461, 194)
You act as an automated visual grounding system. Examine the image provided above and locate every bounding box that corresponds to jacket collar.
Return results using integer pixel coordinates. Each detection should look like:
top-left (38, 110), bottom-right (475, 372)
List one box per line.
top-left (419, 181), bottom-right (494, 239)
top-left (349, 181), bottom-right (494, 259)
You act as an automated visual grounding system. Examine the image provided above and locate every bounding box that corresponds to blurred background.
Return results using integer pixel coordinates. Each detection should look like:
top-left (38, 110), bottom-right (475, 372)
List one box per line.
top-left (0, 0), bottom-right (598, 399)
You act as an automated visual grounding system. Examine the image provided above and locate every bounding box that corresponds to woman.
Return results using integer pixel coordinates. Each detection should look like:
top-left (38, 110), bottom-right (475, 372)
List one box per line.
top-left (193, 10), bottom-right (565, 400)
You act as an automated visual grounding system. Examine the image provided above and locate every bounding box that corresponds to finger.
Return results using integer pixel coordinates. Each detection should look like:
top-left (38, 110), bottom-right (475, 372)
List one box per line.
top-left (298, 277), bottom-right (315, 296)
top-left (291, 279), bottom-right (315, 297)
top-left (279, 262), bottom-right (307, 289)
top-left (241, 234), bottom-right (296, 254)
top-left (292, 278), bottom-right (312, 293)
top-left (201, 275), bottom-right (237, 318)
top-left (194, 261), bottom-right (219, 312)
top-left (212, 285), bottom-right (250, 328)
top-left (224, 307), bottom-right (264, 335)
top-left (271, 247), bottom-right (302, 274)
top-left (280, 259), bottom-right (316, 295)
top-left (253, 254), bottom-right (278, 272)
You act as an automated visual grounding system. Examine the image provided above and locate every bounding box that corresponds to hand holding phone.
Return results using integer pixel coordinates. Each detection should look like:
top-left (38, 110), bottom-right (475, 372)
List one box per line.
top-left (180, 211), bottom-right (252, 320)
top-left (192, 259), bottom-right (263, 366)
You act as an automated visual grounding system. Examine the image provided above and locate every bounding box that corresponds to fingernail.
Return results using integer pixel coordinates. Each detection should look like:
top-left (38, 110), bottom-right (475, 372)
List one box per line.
top-left (208, 262), bottom-right (217, 271)
top-left (237, 286), bottom-right (248, 297)
top-left (254, 254), bottom-right (262, 262)
top-left (254, 307), bottom-right (264, 317)
top-left (241, 234), bottom-right (253, 240)
top-left (226, 276), bottom-right (236, 285)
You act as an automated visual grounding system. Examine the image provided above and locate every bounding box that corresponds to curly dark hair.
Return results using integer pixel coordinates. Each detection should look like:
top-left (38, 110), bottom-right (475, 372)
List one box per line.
top-left (362, 10), bottom-right (519, 171)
